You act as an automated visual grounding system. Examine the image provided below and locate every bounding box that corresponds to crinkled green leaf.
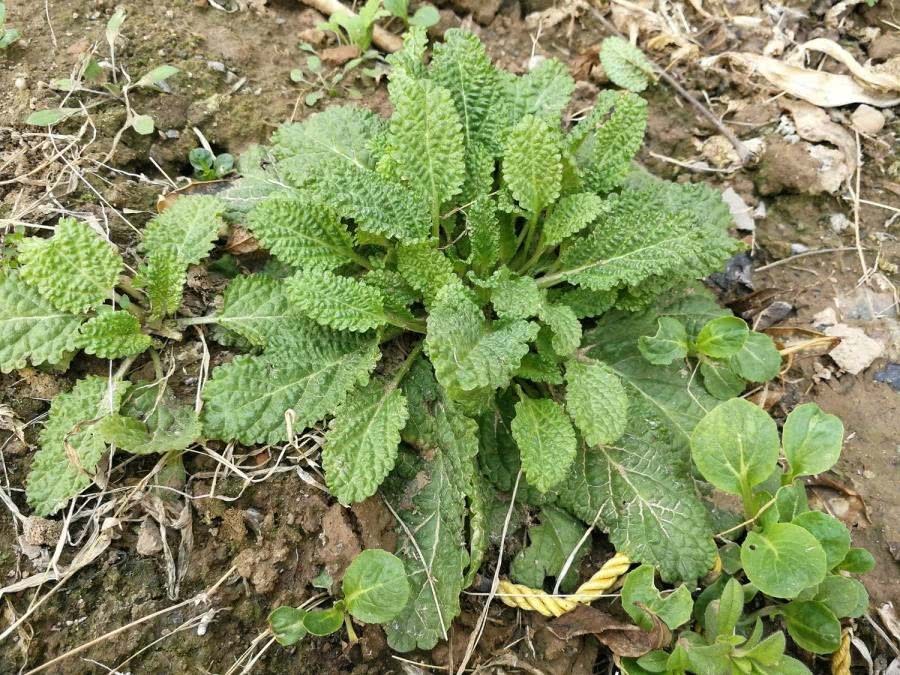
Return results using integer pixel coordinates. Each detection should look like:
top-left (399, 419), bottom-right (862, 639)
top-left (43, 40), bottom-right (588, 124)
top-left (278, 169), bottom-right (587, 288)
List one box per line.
top-left (505, 58), bottom-right (574, 123)
top-left (247, 195), bottom-right (357, 270)
top-left (0, 271), bottom-right (82, 373)
top-left (323, 378), bottom-right (409, 504)
top-left (76, 310), bottom-right (151, 359)
top-left (510, 505), bottom-right (589, 592)
top-left (133, 246), bottom-right (185, 321)
top-left (600, 36), bottom-right (655, 92)
top-left (503, 115), bottom-right (562, 214)
top-left (396, 242), bottom-right (455, 305)
top-left (141, 195), bottom-right (224, 266)
top-left (565, 360), bottom-right (628, 446)
top-left (425, 283), bottom-right (538, 397)
top-left (26, 377), bottom-right (128, 516)
top-left (542, 192), bottom-right (608, 247)
top-left (512, 393), bottom-right (576, 492)
top-left (286, 269), bottom-right (386, 332)
top-left (18, 218), bottom-right (122, 313)
top-left (465, 195), bottom-right (500, 275)
top-left (201, 330), bottom-right (378, 445)
top-left (538, 301), bottom-right (581, 356)
top-left (475, 268), bottom-right (541, 320)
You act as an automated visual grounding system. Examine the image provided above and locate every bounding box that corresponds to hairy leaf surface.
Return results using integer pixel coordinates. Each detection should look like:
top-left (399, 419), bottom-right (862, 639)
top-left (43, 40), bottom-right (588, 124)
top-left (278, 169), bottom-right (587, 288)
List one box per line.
top-left (77, 310), bottom-right (152, 359)
top-left (286, 269), bottom-right (386, 332)
top-left (565, 360), bottom-right (628, 446)
top-left (512, 394), bottom-right (576, 492)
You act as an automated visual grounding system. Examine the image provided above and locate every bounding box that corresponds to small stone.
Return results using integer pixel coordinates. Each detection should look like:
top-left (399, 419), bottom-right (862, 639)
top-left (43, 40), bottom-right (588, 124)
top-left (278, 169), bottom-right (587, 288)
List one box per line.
top-left (862, 469), bottom-right (876, 479)
top-left (320, 45), bottom-right (360, 66)
top-left (14, 77), bottom-right (26, 89)
top-left (22, 517), bottom-right (63, 547)
top-left (165, 9), bottom-right (174, 19)
top-left (825, 324), bottom-right (885, 375)
top-left (721, 187), bottom-right (755, 231)
top-left (829, 213), bottom-right (850, 233)
top-left (790, 243), bottom-right (809, 254)
top-left (851, 104), bottom-right (885, 134)
top-left (136, 519), bottom-right (163, 556)
top-left (298, 28), bottom-right (326, 47)
top-left (165, 129), bottom-right (180, 139)
top-left (207, 60), bottom-right (227, 73)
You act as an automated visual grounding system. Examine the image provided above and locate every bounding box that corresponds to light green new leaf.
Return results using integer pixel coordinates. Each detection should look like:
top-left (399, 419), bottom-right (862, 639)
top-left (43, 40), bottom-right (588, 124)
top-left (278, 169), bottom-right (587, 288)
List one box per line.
top-left (557, 419), bottom-right (716, 581)
top-left (0, 271), bottom-right (82, 373)
top-left (638, 317), bottom-right (688, 365)
top-left (476, 268), bottom-right (541, 320)
top-left (510, 506), bottom-right (590, 592)
top-left (396, 242), bottom-right (455, 305)
top-left (538, 301), bottom-right (581, 356)
top-left (286, 269), bottom-right (386, 332)
top-left (26, 377), bottom-right (128, 516)
top-left (792, 511), bottom-right (851, 570)
top-left (512, 394), bottom-right (576, 493)
top-left (141, 195), bottom-right (224, 266)
top-left (782, 402), bottom-right (843, 480)
top-left (323, 379), bottom-right (409, 504)
top-left (201, 330), bottom-right (378, 445)
top-left (342, 549), bottom-right (410, 624)
top-left (600, 36), bottom-right (655, 92)
top-left (136, 64), bottom-right (179, 88)
top-left (268, 606), bottom-right (308, 645)
top-left (690, 398), bottom-right (779, 496)
top-left (18, 218), bottom-right (122, 313)
top-left (25, 108), bottom-right (80, 126)
top-left (386, 77), bottom-right (465, 215)
top-left (730, 331), bottom-right (782, 382)
top-left (247, 196), bottom-right (357, 270)
top-left (740, 523), bottom-right (827, 598)
top-left (695, 316), bottom-right (749, 358)
top-left (77, 310), bottom-right (152, 359)
top-left (503, 115), bottom-right (562, 214)
top-left (426, 283), bottom-right (538, 397)
top-left (564, 360), bottom-right (628, 446)
top-left (542, 192), bottom-right (608, 247)
top-left (133, 246), bottom-right (185, 320)
top-left (506, 58), bottom-right (574, 123)
top-left (621, 565), bottom-right (694, 630)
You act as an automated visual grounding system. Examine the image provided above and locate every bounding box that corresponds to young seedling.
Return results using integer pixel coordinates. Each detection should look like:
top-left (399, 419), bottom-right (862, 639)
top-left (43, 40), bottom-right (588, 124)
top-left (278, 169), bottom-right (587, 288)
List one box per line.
top-left (0, 1), bottom-right (20, 49)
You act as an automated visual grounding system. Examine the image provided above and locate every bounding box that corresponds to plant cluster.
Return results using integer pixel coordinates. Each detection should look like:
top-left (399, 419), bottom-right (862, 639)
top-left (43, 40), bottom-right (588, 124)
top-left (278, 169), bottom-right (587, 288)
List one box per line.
top-left (0, 1), bottom-right (20, 50)
top-left (2, 27), bottom-right (872, 665)
top-left (319, 0), bottom-right (438, 52)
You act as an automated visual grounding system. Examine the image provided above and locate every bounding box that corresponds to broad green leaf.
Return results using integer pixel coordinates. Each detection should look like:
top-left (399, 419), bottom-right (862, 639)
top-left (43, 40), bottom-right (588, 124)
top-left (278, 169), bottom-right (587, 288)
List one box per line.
top-left (782, 601), bottom-right (841, 654)
top-left (385, 77), bottom-right (465, 215)
top-left (268, 606), bottom-right (308, 645)
top-left (18, 218), bottom-right (122, 313)
top-left (25, 108), bottom-right (80, 126)
top-left (141, 195), bottom-right (224, 266)
top-left (510, 506), bottom-right (589, 592)
top-left (564, 360), bottom-right (628, 446)
top-left (505, 58), bottom-right (574, 123)
top-left (342, 549), bottom-right (410, 624)
top-left (465, 195), bottom-right (500, 275)
top-left (425, 283), bottom-right (538, 398)
top-left (136, 64), bottom-right (179, 87)
top-left (0, 271), bottom-right (82, 373)
top-left (557, 419), bottom-right (716, 582)
top-left (215, 274), bottom-right (312, 350)
top-left (774, 480), bottom-right (809, 522)
top-left (323, 379), bottom-right (409, 504)
top-left (778, 656), bottom-right (814, 675)
top-left (475, 268), bottom-right (541, 320)
top-left (512, 394), bottom-right (576, 493)
top-left (542, 193), bottom-right (608, 247)
top-left (302, 607), bottom-right (344, 636)
top-left (700, 359), bottom-right (745, 400)
top-left (730, 331), bottom-right (781, 382)
top-left (694, 316), bottom-right (749, 358)
top-left (814, 575), bottom-right (868, 618)
top-left (131, 114), bottom-right (154, 135)
top-left (792, 511), bottom-right (850, 569)
top-left (286, 269), bottom-right (386, 332)
top-left (740, 523), bottom-right (827, 598)
top-left (385, 359), bottom-right (477, 652)
top-left (621, 565), bottom-right (694, 630)
top-left (201, 331), bottom-right (378, 445)
top-left (690, 398), bottom-right (779, 496)
top-left (246, 196), bottom-right (357, 270)
top-left (638, 317), bottom-right (688, 365)
top-left (782, 402), bottom-right (843, 480)
top-left (600, 36), bottom-right (655, 92)
top-left (503, 115), bottom-right (562, 214)
top-left (538, 301), bottom-right (581, 356)
top-left (836, 547), bottom-right (875, 574)
top-left (396, 242), bottom-right (455, 305)
top-left (77, 310), bottom-right (152, 359)
top-left (26, 377), bottom-right (128, 516)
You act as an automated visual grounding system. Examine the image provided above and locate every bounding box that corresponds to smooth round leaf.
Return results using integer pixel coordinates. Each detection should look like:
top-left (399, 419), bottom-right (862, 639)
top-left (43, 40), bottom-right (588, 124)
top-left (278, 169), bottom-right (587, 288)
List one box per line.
top-left (837, 547), bottom-right (876, 574)
top-left (814, 575), bottom-right (868, 618)
top-left (778, 656), bottom-right (814, 675)
top-left (691, 398), bottom-right (780, 495)
top-left (268, 606), bottom-right (308, 645)
top-left (694, 316), bottom-right (749, 358)
top-left (700, 359), bottom-right (744, 400)
top-left (730, 331), bottom-right (782, 382)
top-left (783, 403), bottom-right (843, 479)
top-left (342, 549), bottom-right (410, 624)
top-left (791, 511), bottom-right (850, 569)
top-left (302, 606), bottom-right (345, 636)
top-left (782, 601), bottom-right (841, 654)
top-left (741, 523), bottom-right (827, 598)
top-left (131, 114), bottom-right (155, 135)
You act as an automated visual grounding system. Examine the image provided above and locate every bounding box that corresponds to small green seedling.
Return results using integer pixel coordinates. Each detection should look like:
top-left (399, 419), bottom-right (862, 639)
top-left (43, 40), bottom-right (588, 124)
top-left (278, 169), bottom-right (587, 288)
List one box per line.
top-left (318, 0), bottom-right (388, 52)
top-left (384, 0), bottom-right (439, 29)
top-left (0, 2), bottom-right (21, 49)
top-left (268, 549), bottom-right (409, 644)
top-left (190, 148), bottom-right (235, 181)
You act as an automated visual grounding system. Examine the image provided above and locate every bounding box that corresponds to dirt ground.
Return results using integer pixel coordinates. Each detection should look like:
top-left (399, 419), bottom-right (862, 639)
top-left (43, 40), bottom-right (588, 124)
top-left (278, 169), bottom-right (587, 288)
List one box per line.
top-left (0, 0), bottom-right (898, 673)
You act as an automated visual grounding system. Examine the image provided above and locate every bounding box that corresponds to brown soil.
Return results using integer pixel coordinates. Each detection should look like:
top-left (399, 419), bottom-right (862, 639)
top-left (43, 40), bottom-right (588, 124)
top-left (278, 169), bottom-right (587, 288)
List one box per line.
top-left (1, 0), bottom-right (898, 673)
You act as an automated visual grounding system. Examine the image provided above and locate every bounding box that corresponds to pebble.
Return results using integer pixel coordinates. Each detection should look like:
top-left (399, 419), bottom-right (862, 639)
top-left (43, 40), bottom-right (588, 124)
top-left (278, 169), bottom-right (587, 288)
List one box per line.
top-left (14, 77), bottom-right (26, 89)
top-left (851, 104), bottom-right (886, 134)
top-left (830, 213), bottom-right (850, 233)
top-left (207, 60), bottom-right (227, 73)
top-left (790, 243), bottom-right (810, 254)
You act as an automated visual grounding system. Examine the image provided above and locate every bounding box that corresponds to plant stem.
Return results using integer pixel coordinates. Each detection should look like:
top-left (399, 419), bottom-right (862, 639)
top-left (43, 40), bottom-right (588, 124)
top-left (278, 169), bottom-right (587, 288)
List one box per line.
top-left (176, 314), bottom-right (219, 328)
top-left (385, 312), bottom-right (426, 334)
top-left (344, 615), bottom-right (358, 643)
top-left (388, 340), bottom-right (425, 390)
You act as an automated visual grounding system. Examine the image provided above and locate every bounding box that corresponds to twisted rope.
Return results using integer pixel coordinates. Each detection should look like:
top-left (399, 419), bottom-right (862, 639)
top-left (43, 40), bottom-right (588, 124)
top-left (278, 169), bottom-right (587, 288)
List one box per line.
top-left (496, 553), bottom-right (632, 618)
top-left (831, 628), bottom-right (851, 675)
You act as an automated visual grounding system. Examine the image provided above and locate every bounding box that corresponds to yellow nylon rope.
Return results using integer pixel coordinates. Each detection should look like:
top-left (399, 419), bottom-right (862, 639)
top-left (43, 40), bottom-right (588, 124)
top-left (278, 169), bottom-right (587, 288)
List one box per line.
top-left (496, 552), bottom-right (632, 618)
top-left (831, 628), bottom-right (851, 675)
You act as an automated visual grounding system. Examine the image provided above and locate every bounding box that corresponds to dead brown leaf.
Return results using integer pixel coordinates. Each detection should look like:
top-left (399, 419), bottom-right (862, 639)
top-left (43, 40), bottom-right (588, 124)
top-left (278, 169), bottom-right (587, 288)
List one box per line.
top-left (226, 225), bottom-right (259, 255)
top-left (548, 605), bottom-right (670, 658)
top-left (779, 99), bottom-right (857, 179)
top-left (765, 327), bottom-right (842, 357)
top-left (321, 45), bottom-right (361, 66)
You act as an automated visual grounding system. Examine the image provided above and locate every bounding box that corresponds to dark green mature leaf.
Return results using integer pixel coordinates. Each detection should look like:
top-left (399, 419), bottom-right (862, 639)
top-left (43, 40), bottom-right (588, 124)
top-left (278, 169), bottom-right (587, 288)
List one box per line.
top-left (814, 575), bottom-right (868, 619)
top-left (564, 360), bottom-right (628, 446)
top-left (695, 316), bottom-right (749, 358)
top-left (510, 506), bottom-right (589, 592)
top-left (792, 511), bottom-right (851, 569)
top-left (700, 359), bottom-right (745, 400)
top-left (782, 601), bottom-right (841, 654)
top-left (730, 331), bottom-right (782, 382)
top-left (512, 393), bottom-right (577, 492)
top-left (268, 606), bottom-right (308, 645)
